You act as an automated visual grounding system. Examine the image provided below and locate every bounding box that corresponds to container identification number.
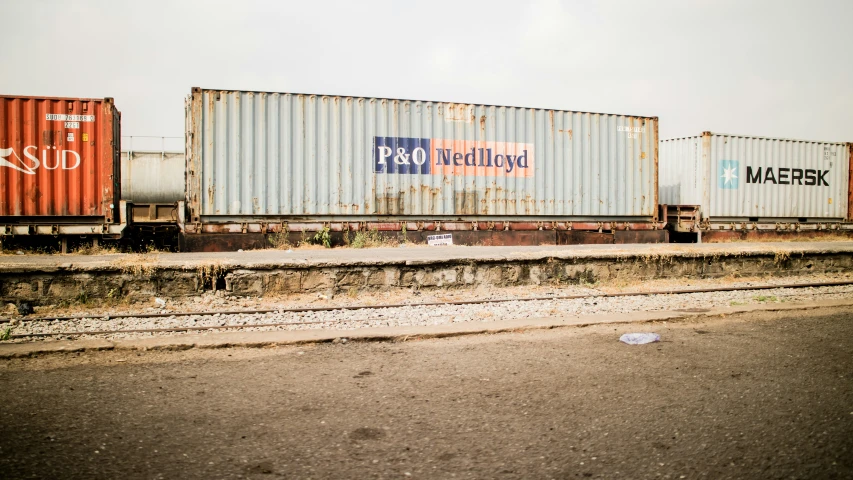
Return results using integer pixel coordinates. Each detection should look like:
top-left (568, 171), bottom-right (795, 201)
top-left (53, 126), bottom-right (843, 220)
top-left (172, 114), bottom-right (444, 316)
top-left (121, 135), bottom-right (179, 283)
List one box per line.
top-left (46, 114), bottom-right (95, 122)
top-left (618, 126), bottom-right (645, 138)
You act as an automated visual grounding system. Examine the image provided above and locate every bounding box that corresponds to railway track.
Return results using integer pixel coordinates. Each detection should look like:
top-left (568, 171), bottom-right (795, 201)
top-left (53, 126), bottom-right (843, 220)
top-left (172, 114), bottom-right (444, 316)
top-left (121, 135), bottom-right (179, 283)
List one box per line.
top-left (5, 279), bottom-right (853, 339)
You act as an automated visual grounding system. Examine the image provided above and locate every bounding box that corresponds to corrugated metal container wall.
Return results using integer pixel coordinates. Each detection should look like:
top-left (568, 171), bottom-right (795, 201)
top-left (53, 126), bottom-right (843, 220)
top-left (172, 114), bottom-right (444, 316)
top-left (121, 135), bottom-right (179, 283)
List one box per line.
top-left (660, 132), bottom-right (851, 221)
top-left (186, 89), bottom-right (658, 222)
top-left (120, 151), bottom-right (185, 203)
top-left (659, 136), bottom-right (703, 206)
top-left (0, 95), bottom-right (120, 221)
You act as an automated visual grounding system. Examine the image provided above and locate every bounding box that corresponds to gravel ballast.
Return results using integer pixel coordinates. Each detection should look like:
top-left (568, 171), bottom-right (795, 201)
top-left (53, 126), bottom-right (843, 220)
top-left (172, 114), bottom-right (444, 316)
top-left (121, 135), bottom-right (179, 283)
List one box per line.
top-left (4, 274), bottom-right (853, 342)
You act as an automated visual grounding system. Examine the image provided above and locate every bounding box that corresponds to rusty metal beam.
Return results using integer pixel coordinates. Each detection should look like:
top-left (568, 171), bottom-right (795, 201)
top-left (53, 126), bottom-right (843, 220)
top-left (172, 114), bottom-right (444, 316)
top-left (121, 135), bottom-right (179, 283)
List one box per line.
top-left (183, 220), bottom-right (668, 235)
top-left (0, 201), bottom-right (129, 237)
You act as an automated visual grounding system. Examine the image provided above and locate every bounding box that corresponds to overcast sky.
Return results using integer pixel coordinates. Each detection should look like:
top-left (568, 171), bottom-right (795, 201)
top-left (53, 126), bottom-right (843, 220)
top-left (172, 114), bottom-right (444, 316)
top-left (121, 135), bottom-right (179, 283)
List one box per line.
top-left (1, 0), bottom-right (851, 150)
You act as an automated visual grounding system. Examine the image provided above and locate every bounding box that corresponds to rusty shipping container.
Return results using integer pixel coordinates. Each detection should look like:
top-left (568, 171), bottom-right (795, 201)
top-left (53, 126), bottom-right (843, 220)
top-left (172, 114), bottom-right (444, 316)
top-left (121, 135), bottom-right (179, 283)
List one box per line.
top-left (186, 89), bottom-right (658, 225)
top-left (0, 95), bottom-right (122, 229)
top-left (660, 132), bottom-right (852, 222)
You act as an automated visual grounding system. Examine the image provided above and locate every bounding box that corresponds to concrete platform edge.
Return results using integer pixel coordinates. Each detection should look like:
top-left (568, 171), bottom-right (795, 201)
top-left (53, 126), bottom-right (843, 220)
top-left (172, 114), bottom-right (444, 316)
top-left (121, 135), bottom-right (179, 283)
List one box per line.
top-left (3, 243), bottom-right (853, 274)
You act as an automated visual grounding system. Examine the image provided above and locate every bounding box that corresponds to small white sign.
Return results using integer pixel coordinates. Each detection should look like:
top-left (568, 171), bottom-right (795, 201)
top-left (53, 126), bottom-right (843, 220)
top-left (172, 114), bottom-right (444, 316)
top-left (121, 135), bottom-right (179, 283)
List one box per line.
top-left (46, 114), bottom-right (95, 122)
top-left (67, 132), bottom-right (75, 142)
top-left (65, 121), bottom-right (80, 129)
top-left (427, 233), bottom-right (453, 246)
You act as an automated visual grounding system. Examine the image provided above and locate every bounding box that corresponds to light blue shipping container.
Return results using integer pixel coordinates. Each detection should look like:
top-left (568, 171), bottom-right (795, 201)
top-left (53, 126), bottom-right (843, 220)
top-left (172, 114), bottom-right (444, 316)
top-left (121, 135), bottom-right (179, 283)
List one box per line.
top-left (186, 88), bottom-right (658, 223)
top-left (660, 132), bottom-right (851, 221)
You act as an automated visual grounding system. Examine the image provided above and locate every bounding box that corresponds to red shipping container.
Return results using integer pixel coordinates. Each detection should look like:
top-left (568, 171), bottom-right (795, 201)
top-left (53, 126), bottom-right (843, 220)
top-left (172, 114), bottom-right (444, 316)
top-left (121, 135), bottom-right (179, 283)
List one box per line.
top-left (0, 95), bottom-right (121, 223)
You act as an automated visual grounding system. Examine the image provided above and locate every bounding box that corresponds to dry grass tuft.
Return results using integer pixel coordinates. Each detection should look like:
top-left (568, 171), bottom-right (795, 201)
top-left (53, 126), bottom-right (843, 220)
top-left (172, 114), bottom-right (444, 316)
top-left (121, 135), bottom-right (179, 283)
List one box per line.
top-left (345, 229), bottom-right (401, 249)
top-left (72, 244), bottom-right (121, 255)
top-left (192, 261), bottom-right (228, 289)
top-left (110, 254), bottom-right (160, 276)
top-left (773, 250), bottom-right (792, 264)
top-left (268, 229), bottom-right (292, 250)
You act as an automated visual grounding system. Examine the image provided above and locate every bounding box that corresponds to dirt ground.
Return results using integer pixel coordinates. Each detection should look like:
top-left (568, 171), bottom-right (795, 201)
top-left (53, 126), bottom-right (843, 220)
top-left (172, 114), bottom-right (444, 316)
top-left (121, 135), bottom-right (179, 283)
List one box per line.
top-left (1, 308), bottom-right (851, 479)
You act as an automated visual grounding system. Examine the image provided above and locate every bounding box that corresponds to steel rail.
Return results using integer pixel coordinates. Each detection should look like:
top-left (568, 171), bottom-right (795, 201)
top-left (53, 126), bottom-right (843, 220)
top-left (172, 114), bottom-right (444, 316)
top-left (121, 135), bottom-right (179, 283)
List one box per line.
top-left (5, 279), bottom-right (853, 339)
top-left (6, 279), bottom-right (853, 325)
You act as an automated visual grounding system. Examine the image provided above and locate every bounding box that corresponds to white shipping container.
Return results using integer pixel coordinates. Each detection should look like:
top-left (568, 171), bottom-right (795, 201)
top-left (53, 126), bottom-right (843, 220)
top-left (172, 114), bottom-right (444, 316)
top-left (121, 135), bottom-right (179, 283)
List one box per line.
top-left (120, 151), bottom-right (186, 203)
top-left (660, 132), bottom-right (852, 221)
top-left (185, 89), bottom-right (658, 223)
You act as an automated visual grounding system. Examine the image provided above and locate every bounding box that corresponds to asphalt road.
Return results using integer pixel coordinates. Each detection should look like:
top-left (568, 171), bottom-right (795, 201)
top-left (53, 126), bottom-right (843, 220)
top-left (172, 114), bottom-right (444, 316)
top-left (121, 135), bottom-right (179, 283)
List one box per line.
top-left (1, 308), bottom-right (851, 479)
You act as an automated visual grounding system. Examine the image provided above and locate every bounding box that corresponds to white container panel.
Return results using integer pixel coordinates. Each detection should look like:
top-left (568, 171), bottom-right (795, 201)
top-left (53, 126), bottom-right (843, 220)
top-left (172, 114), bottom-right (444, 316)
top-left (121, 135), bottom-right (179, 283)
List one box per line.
top-left (120, 151), bottom-right (185, 203)
top-left (660, 132), bottom-right (850, 221)
top-left (659, 136), bottom-right (704, 206)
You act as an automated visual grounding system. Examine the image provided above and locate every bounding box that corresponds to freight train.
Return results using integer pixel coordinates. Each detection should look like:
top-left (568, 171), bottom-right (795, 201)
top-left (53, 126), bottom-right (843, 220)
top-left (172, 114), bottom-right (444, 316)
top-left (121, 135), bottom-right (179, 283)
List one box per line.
top-left (1, 90), bottom-right (851, 252)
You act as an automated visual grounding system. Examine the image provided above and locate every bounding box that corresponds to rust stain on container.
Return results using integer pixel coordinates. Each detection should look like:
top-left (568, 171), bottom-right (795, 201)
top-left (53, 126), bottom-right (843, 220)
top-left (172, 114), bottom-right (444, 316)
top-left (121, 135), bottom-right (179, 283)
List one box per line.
top-left (848, 142), bottom-right (853, 221)
top-left (557, 129), bottom-right (573, 140)
top-left (653, 119), bottom-right (659, 221)
top-left (0, 95), bottom-right (120, 220)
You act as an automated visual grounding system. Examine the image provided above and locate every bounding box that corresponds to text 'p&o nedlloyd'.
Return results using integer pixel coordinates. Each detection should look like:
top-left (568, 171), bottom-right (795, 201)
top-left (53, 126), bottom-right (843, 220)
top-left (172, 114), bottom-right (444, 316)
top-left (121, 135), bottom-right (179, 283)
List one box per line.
top-left (374, 136), bottom-right (534, 177)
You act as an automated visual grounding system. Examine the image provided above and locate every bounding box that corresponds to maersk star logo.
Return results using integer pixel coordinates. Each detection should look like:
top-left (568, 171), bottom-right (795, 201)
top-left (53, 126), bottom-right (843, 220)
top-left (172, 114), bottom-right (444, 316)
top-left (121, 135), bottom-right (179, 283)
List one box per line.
top-left (718, 160), bottom-right (739, 189)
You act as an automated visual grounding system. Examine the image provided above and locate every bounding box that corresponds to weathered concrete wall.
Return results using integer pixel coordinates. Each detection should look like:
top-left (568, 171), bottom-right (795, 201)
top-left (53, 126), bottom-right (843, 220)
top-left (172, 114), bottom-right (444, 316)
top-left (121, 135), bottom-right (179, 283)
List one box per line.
top-left (1, 250), bottom-right (851, 304)
top-left (1, 270), bottom-right (203, 304)
top-left (221, 252), bottom-right (851, 297)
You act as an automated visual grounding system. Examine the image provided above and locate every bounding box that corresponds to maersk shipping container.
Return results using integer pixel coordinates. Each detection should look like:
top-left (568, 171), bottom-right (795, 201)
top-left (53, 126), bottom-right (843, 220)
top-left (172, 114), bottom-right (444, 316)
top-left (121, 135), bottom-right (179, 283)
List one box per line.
top-left (0, 95), bottom-right (122, 227)
top-left (660, 132), bottom-right (852, 221)
top-left (186, 88), bottom-right (658, 224)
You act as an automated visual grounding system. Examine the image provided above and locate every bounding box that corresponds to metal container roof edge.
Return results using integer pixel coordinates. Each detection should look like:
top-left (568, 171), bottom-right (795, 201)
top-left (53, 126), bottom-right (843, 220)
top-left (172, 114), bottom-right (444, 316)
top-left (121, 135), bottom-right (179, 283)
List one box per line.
top-left (0, 94), bottom-right (116, 104)
top-left (190, 87), bottom-right (658, 121)
top-left (662, 131), bottom-right (850, 145)
top-left (121, 149), bottom-right (184, 154)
